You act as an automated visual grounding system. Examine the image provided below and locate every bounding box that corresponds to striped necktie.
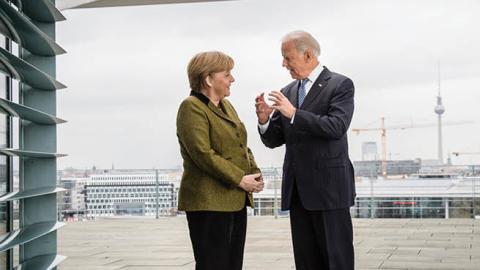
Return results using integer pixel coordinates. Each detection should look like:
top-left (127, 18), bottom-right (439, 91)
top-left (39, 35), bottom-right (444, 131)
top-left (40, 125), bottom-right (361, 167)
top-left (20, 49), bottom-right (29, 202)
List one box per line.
top-left (298, 78), bottom-right (308, 107)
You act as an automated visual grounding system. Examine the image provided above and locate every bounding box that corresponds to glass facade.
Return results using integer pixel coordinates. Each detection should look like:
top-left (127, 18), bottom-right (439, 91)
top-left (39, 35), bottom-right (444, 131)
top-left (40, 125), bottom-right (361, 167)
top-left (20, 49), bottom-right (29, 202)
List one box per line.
top-left (84, 182), bottom-right (176, 217)
top-left (0, 36), bottom-right (10, 270)
top-left (352, 197), bottom-right (480, 219)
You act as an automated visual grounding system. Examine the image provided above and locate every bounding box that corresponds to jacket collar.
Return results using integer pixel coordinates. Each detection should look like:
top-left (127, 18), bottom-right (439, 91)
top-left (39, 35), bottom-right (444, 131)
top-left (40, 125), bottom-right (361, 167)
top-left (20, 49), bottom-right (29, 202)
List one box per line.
top-left (190, 90), bottom-right (237, 125)
top-left (190, 90), bottom-right (209, 105)
top-left (299, 66), bottom-right (332, 109)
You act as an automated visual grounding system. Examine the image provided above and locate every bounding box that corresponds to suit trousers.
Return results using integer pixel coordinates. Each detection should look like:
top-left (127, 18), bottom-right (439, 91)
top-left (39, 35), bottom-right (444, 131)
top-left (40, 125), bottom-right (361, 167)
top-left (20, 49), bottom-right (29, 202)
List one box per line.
top-left (186, 207), bottom-right (247, 270)
top-left (290, 184), bottom-right (354, 270)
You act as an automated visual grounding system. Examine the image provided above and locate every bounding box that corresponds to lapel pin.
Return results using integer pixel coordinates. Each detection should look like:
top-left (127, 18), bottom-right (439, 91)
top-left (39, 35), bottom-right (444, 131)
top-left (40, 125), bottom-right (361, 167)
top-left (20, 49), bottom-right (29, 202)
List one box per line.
top-left (318, 83), bottom-right (323, 87)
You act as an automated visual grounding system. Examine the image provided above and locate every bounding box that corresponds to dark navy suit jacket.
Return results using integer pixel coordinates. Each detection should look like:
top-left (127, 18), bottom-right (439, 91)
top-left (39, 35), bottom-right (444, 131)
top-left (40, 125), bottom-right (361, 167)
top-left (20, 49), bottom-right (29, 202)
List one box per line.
top-left (260, 67), bottom-right (356, 211)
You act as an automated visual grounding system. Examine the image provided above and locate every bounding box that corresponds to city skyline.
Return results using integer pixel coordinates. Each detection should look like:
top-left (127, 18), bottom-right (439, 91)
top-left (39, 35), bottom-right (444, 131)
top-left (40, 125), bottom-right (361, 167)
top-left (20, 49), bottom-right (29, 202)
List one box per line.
top-left (57, 0), bottom-right (480, 169)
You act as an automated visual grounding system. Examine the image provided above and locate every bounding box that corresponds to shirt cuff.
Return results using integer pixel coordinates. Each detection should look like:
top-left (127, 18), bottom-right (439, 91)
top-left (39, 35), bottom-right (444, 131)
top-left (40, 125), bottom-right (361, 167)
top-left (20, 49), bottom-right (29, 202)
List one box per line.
top-left (258, 119), bottom-right (270, 134)
top-left (290, 112), bottom-right (296, 124)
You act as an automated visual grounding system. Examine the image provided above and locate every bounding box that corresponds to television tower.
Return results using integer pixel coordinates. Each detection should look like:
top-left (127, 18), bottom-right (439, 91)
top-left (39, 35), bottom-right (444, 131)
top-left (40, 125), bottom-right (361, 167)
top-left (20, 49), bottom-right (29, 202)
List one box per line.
top-left (434, 64), bottom-right (445, 164)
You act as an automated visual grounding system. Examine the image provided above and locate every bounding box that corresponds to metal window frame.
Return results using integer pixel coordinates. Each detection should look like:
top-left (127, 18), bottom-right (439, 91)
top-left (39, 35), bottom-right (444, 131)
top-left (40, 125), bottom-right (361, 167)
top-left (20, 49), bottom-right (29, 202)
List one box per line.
top-left (5, 34), bottom-right (14, 270)
top-left (0, 1), bottom-right (66, 269)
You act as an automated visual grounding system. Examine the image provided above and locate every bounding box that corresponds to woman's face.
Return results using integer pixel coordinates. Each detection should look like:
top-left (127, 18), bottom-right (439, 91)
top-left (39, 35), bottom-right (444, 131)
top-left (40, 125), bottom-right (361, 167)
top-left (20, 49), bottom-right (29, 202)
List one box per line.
top-left (209, 70), bottom-right (235, 98)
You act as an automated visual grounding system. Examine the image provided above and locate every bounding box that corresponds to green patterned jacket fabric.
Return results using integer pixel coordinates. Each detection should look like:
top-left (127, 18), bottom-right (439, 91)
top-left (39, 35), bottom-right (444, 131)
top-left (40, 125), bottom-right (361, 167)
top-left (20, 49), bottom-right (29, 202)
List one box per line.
top-left (176, 92), bottom-right (261, 211)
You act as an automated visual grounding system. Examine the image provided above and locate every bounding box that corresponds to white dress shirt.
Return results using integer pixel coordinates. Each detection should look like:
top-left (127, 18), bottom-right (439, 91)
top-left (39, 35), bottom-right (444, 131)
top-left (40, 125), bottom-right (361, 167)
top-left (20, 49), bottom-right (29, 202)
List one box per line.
top-left (259, 64), bottom-right (324, 134)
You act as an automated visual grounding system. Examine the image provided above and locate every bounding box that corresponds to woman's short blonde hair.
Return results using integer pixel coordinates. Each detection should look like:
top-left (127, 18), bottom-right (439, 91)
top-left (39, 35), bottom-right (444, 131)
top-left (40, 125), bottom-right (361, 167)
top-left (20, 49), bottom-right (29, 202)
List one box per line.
top-left (187, 51), bottom-right (234, 93)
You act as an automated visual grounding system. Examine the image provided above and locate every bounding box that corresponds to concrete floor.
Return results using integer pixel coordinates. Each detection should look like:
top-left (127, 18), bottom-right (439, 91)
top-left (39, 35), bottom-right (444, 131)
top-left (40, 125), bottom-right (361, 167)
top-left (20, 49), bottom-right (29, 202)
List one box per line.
top-left (58, 217), bottom-right (480, 270)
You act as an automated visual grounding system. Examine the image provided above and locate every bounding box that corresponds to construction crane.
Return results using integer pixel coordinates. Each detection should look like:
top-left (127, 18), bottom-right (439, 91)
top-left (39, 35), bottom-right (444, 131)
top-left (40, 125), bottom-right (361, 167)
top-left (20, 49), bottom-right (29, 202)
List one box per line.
top-left (451, 152), bottom-right (480, 156)
top-left (351, 117), bottom-right (471, 177)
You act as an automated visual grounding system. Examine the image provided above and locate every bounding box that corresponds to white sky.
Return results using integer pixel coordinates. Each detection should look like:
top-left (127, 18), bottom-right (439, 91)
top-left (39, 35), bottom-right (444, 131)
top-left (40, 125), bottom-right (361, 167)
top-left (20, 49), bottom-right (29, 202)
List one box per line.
top-left (56, 0), bottom-right (480, 169)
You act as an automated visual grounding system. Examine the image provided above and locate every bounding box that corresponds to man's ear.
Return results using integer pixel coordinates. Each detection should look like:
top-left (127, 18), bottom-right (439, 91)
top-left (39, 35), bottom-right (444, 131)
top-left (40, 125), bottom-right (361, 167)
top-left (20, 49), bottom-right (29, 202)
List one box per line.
top-left (304, 49), bottom-right (314, 62)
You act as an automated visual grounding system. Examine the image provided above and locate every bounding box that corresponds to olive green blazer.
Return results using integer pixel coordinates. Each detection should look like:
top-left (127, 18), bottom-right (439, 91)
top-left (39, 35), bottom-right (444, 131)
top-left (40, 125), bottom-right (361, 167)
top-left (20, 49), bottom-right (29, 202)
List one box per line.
top-left (176, 91), bottom-right (260, 212)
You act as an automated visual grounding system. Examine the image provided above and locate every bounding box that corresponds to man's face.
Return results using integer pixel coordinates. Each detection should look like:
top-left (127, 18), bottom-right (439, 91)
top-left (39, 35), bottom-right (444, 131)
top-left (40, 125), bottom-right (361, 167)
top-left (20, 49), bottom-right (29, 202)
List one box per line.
top-left (281, 41), bottom-right (309, 80)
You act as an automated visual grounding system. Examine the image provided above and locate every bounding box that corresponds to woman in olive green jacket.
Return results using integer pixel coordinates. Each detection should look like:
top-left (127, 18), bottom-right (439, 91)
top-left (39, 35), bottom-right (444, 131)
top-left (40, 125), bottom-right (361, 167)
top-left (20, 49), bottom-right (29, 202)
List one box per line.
top-left (176, 51), bottom-right (264, 270)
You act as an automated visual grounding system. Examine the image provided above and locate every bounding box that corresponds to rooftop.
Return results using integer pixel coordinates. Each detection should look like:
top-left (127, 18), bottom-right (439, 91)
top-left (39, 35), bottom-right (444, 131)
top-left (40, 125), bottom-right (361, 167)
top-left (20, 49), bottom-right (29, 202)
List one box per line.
top-left (59, 217), bottom-right (480, 270)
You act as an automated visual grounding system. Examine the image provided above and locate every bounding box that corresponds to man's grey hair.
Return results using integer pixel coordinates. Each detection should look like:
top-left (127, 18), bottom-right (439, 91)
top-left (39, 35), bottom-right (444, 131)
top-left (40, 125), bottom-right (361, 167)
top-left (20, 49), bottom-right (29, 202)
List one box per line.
top-left (282, 30), bottom-right (321, 57)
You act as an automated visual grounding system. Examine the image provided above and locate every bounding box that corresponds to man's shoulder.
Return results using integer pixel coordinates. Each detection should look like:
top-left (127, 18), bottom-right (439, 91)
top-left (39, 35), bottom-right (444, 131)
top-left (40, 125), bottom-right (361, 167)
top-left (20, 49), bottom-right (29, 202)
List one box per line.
top-left (328, 70), bottom-right (352, 85)
top-left (326, 70), bottom-right (354, 94)
top-left (282, 80), bottom-right (298, 94)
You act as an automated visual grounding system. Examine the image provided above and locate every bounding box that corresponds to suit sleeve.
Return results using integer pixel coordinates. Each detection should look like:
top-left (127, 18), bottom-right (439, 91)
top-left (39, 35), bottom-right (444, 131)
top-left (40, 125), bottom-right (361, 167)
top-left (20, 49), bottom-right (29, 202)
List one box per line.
top-left (259, 105), bottom-right (286, 148)
top-left (293, 78), bottom-right (354, 139)
top-left (177, 100), bottom-right (245, 186)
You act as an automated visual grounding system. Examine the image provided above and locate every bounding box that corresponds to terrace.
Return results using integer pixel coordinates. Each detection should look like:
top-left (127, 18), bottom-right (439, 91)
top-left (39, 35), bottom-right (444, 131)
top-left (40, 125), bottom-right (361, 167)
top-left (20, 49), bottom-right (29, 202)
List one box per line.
top-left (58, 217), bottom-right (480, 270)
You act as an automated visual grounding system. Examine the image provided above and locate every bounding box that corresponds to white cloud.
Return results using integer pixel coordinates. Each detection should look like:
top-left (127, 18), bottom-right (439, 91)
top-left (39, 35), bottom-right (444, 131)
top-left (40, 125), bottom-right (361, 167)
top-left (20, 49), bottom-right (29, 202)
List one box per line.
top-left (56, 0), bottom-right (480, 169)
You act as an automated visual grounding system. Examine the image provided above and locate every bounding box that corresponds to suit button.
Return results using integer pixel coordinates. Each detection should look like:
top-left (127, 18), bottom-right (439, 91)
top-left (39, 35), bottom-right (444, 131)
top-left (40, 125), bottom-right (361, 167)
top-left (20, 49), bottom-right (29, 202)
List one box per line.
top-left (236, 133), bottom-right (240, 137)
top-left (240, 143), bottom-right (244, 147)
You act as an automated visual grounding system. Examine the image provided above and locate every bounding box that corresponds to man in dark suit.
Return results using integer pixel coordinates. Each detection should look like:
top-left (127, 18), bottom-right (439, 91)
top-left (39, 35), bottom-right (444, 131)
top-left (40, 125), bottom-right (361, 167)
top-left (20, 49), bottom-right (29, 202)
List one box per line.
top-left (255, 30), bottom-right (355, 270)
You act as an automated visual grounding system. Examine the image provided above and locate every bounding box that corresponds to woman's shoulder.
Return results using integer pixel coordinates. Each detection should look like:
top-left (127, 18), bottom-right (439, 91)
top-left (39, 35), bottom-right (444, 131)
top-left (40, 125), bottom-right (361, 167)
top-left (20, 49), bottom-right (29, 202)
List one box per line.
top-left (179, 95), bottom-right (205, 110)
